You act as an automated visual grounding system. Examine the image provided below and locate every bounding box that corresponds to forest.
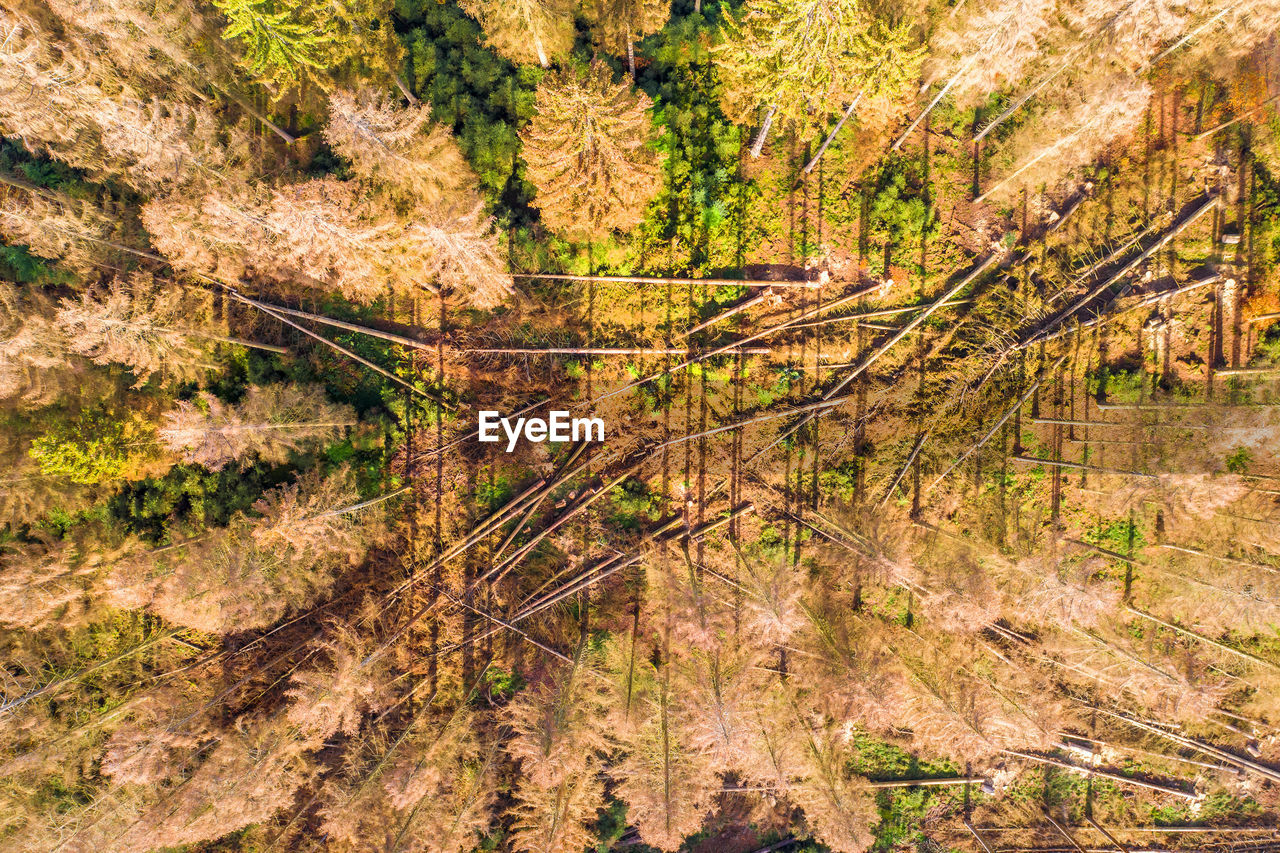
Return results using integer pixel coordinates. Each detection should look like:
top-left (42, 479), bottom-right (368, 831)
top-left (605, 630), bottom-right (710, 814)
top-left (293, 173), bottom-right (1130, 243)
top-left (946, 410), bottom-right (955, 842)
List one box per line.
top-left (3, 0), bottom-right (1280, 850)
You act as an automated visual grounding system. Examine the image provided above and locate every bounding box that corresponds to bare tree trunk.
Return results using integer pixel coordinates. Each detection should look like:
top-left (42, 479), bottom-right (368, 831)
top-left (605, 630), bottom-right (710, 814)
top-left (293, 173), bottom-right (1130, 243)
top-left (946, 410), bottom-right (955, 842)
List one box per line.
top-left (999, 749), bottom-right (1197, 799)
top-left (513, 272), bottom-right (823, 288)
top-left (1011, 455), bottom-right (1158, 480)
top-left (627, 39), bottom-right (636, 78)
top-left (1126, 605), bottom-right (1280, 672)
top-left (681, 290), bottom-right (773, 337)
top-left (1019, 195), bottom-right (1220, 349)
top-left (1153, 543), bottom-right (1280, 573)
top-left (878, 431), bottom-right (930, 509)
top-left (965, 822), bottom-right (996, 853)
top-left (232, 294), bottom-right (446, 406)
top-left (465, 346), bottom-right (770, 355)
top-left (393, 73), bottom-right (421, 106)
top-left (750, 105), bottom-right (777, 158)
top-left (974, 47), bottom-right (1081, 142)
top-left (232, 294), bottom-right (433, 350)
top-left (806, 99), bottom-right (860, 174)
top-left (207, 84), bottom-right (295, 144)
top-left (928, 355), bottom-right (1066, 493)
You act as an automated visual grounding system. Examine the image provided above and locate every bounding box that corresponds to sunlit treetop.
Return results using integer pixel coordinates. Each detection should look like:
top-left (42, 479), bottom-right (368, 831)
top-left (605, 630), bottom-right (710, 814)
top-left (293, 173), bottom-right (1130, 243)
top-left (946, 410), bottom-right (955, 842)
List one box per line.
top-left (715, 0), bottom-right (924, 133)
top-left (520, 61), bottom-right (664, 238)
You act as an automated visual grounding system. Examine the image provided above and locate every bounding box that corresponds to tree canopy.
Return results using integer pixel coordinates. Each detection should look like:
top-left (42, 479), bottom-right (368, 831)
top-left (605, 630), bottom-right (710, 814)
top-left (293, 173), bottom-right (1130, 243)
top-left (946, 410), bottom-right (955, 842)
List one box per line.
top-left (521, 61), bottom-right (664, 236)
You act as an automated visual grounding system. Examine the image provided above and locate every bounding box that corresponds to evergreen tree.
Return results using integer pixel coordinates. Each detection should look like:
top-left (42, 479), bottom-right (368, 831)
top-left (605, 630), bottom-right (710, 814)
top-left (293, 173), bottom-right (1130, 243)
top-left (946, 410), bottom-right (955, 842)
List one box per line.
top-left (580, 0), bottom-right (670, 77)
top-left (520, 62), bottom-right (663, 237)
top-left (143, 177), bottom-right (512, 307)
top-left (0, 281), bottom-right (66, 405)
top-left (324, 87), bottom-right (476, 205)
top-left (107, 468), bottom-right (386, 632)
top-left (458, 0), bottom-right (575, 68)
top-left (28, 403), bottom-right (158, 484)
top-left (159, 384), bottom-right (356, 470)
top-left (55, 276), bottom-right (215, 388)
top-left (930, 0), bottom-right (1058, 106)
top-left (715, 0), bottom-right (923, 135)
top-left (213, 0), bottom-right (335, 86)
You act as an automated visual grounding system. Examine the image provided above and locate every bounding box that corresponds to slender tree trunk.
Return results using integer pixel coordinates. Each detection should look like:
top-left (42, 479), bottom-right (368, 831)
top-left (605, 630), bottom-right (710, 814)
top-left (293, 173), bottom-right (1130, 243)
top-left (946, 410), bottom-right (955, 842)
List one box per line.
top-left (750, 105), bottom-right (777, 158)
top-left (393, 73), bottom-right (421, 106)
top-left (512, 272), bottom-right (822, 288)
top-left (975, 46), bottom-right (1082, 142)
top-left (803, 63), bottom-right (880, 174)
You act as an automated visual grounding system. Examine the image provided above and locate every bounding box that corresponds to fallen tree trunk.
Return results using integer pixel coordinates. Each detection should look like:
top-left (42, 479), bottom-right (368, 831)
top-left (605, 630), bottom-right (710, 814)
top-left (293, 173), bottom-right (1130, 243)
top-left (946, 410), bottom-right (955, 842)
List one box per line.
top-left (1152, 543), bottom-right (1280, 574)
top-left (1125, 605), bottom-right (1280, 673)
top-left (682, 290), bottom-right (775, 337)
top-left (999, 749), bottom-right (1197, 799)
top-left (878, 431), bottom-right (930, 509)
top-left (928, 355), bottom-right (1066, 493)
top-left (750, 104), bottom-right (778, 158)
top-left (803, 61), bottom-right (883, 173)
top-left (1011, 456), bottom-right (1159, 480)
top-left (1019, 195), bottom-right (1219, 350)
top-left (511, 273), bottom-right (824, 289)
top-left (1094, 707), bottom-right (1280, 785)
top-left (465, 346), bottom-right (771, 356)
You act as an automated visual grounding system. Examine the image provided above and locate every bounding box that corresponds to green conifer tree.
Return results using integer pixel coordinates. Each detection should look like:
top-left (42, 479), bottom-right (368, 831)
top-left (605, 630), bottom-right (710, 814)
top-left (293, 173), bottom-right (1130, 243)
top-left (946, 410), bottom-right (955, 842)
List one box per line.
top-left (213, 0), bottom-right (335, 86)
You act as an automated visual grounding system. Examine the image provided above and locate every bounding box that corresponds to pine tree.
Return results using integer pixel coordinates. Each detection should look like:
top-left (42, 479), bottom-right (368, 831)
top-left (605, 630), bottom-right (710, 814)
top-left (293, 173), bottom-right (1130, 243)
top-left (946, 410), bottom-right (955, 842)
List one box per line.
top-left (324, 87), bottom-right (476, 205)
top-left (715, 0), bottom-right (922, 134)
top-left (159, 384), bottom-right (356, 470)
top-left (929, 0), bottom-right (1058, 106)
top-left (404, 206), bottom-right (514, 310)
top-left (520, 62), bottom-right (663, 237)
top-left (0, 282), bottom-right (67, 405)
top-left (318, 0), bottom-right (406, 88)
top-left (28, 403), bottom-right (158, 485)
top-left (285, 619), bottom-right (395, 748)
top-left (144, 176), bottom-right (512, 307)
top-left (0, 8), bottom-right (252, 190)
top-left (505, 650), bottom-right (612, 786)
top-left (0, 428), bottom-right (100, 529)
top-left (108, 468), bottom-right (385, 632)
top-left (458, 0), bottom-right (574, 68)
top-left (0, 538), bottom-right (95, 630)
top-left (100, 684), bottom-right (214, 786)
top-left (0, 186), bottom-right (125, 274)
top-left (55, 276), bottom-right (215, 388)
top-left (376, 709), bottom-right (497, 853)
top-left (0, 9), bottom-right (105, 170)
top-left (789, 721), bottom-right (879, 853)
top-left (611, 655), bottom-right (716, 851)
top-left (213, 0), bottom-right (335, 86)
top-left (580, 0), bottom-right (670, 77)
top-left (509, 771), bottom-right (604, 853)
top-left (119, 714), bottom-right (316, 851)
